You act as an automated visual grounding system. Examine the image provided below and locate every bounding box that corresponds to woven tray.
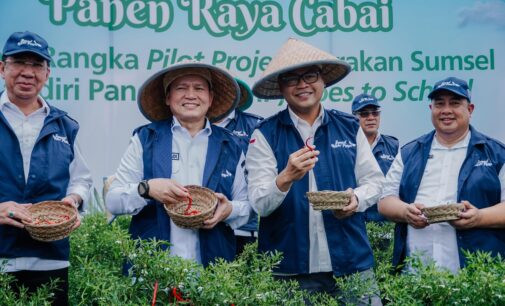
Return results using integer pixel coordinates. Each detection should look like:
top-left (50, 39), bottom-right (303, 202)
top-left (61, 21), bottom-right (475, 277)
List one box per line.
top-left (422, 203), bottom-right (465, 223)
top-left (306, 190), bottom-right (351, 210)
top-left (164, 185), bottom-right (218, 229)
top-left (23, 201), bottom-right (77, 242)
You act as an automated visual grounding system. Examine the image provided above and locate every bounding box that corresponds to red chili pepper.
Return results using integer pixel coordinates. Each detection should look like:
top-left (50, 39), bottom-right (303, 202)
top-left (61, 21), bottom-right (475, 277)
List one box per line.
top-left (172, 287), bottom-right (190, 302)
top-left (183, 194), bottom-right (201, 216)
top-left (151, 281), bottom-right (158, 306)
top-left (305, 136), bottom-right (314, 151)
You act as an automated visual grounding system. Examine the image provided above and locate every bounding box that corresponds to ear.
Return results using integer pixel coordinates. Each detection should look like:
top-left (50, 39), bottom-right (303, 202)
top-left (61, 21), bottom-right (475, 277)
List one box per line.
top-left (468, 103), bottom-right (474, 115)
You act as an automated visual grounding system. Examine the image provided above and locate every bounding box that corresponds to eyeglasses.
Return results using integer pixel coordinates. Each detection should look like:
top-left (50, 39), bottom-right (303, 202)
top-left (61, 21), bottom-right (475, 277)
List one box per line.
top-left (356, 110), bottom-right (381, 118)
top-left (278, 71), bottom-right (320, 87)
top-left (4, 59), bottom-right (47, 73)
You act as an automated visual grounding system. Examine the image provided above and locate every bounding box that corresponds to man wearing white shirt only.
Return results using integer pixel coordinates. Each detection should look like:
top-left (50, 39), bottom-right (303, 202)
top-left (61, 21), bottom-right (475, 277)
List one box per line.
top-left (247, 38), bottom-right (384, 304)
top-left (0, 31), bottom-right (92, 306)
top-left (106, 61), bottom-right (250, 268)
top-left (379, 77), bottom-right (505, 274)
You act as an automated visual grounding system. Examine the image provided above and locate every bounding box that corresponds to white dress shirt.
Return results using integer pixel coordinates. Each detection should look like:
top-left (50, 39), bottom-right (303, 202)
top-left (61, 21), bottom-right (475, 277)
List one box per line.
top-left (0, 91), bottom-right (92, 272)
top-left (246, 107), bottom-right (384, 273)
top-left (106, 117), bottom-right (250, 264)
top-left (382, 132), bottom-right (505, 273)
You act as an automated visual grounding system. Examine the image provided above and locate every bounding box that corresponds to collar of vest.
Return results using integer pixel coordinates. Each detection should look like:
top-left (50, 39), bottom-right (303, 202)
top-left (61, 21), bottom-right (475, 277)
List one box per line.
top-left (415, 125), bottom-right (485, 149)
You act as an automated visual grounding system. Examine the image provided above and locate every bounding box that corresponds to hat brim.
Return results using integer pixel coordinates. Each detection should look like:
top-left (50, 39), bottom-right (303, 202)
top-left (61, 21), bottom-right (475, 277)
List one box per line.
top-left (252, 59), bottom-right (351, 99)
top-left (137, 62), bottom-right (239, 122)
top-left (4, 49), bottom-right (52, 62)
top-left (236, 79), bottom-right (253, 112)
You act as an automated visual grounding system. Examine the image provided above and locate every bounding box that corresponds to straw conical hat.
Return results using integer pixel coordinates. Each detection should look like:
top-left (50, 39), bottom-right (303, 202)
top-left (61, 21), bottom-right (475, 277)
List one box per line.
top-left (236, 78), bottom-right (253, 111)
top-left (137, 61), bottom-right (239, 122)
top-left (252, 38), bottom-right (351, 99)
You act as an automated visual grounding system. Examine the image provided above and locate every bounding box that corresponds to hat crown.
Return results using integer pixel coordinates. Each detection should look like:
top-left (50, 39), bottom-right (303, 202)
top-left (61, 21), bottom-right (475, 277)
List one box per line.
top-left (352, 93), bottom-right (380, 113)
top-left (3, 31), bottom-right (51, 62)
top-left (428, 77), bottom-right (471, 101)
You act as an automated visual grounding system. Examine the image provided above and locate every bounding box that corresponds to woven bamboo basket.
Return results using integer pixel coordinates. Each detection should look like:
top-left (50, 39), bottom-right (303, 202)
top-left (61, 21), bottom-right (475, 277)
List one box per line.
top-left (306, 190), bottom-right (351, 210)
top-left (422, 203), bottom-right (465, 223)
top-left (23, 201), bottom-right (77, 242)
top-left (164, 185), bottom-right (218, 229)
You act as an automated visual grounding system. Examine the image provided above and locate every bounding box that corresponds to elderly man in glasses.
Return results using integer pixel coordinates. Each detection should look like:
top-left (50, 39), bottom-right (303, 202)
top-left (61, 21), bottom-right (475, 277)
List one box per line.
top-left (246, 38), bottom-right (384, 304)
top-left (352, 94), bottom-right (399, 223)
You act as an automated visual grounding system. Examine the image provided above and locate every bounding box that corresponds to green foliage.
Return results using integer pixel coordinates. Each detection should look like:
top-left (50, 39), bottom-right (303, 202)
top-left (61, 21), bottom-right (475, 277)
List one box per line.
top-left (0, 266), bottom-right (55, 306)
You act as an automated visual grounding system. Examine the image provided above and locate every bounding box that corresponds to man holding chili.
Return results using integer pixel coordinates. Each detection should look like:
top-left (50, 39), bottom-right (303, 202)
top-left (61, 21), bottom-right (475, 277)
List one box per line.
top-left (106, 61), bottom-right (250, 267)
top-left (246, 38), bottom-right (384, 303)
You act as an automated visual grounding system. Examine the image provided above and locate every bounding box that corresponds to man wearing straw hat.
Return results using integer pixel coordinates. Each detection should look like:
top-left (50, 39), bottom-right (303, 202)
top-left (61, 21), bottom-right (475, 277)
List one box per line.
top-left (352, 93), bottom-right (399, 223)
top-left (0, 31), bottom-right (92, 305)
top-left (379, 77), bottom-right (505, 274)
top-left (214, 78), bottom-right (263, 255)
top-left (106, 61), bottom-right (251, 266)
top-left (247, 38), bottom-right (384, 303)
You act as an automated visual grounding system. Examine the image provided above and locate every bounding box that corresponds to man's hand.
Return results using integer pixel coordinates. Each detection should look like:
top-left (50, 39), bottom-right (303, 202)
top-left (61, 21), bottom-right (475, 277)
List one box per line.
top-left (148, 178), bottom-right (189, 205)
top-left (333, 188), bottom-right (358, 219)
top-left (202, 193), bottom-right (232, 229)
top-left (61, 196), bottom-right (82, 230)
top-left (450, 201), bottom-right (481, 229)
top-left (0, 201), bottom-right (32, 228)
top-left (403, 203), bottom-right (429, 229)
top-left (276, 147), bottom-right (319, 192)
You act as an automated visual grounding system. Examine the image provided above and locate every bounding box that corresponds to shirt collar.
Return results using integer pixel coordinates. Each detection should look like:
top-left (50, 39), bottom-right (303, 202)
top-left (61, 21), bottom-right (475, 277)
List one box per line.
top-left (215, 109), bottom-right (235, 128)
top-left (0, 91), bottom-right (50, 116)
top-left (287, 105), bottom-right (324, 129)
top-left (432, 131), bottom-right (471, 150)
top-left (370, 132), bottom-right (382, 150)
top-left (171, 116), bottom-right (212, 137)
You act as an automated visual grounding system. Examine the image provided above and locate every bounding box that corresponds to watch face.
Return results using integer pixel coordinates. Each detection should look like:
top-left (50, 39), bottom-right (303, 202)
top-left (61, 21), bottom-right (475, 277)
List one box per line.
top-left (138, 181), bottom-right (148, 196)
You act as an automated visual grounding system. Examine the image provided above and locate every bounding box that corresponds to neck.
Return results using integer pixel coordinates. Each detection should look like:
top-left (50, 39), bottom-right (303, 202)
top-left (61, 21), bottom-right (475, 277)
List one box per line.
top-left (292, 104), bottom-right (321, 126)
top-left (8, 94), bottom-right (42, 116)
top-left (436, 128), bottom-right (469, 148)
top-left (178, 118), bottom-right (207, 137)
top-left (366, 132), bottom-right (378, 146)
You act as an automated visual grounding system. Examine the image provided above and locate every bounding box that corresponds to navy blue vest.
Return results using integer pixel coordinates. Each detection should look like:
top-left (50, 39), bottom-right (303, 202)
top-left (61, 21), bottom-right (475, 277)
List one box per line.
top-left (131, 119), bottom-right (244, 266)
top-left (364, 134), bottom-right (399, 222)
top-left (0, 103), bottom-right (78, 261)
top-left (224, 110), bottom-right (262, 232)
top-left (393, 126), bottom-right (505, 270)
top-left (257, 108), bottom-right (374, 276)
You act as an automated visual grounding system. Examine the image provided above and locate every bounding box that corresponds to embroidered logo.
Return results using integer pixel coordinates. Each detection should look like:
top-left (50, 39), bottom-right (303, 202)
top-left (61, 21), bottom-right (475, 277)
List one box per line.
top-left (475, 159), bottom-right (492, 167)
top-left (221, 169), bottom-right (232, 178)
top-left (330, 140), bottom-right (356, 149)
top-left (380, 154), bottom-right (395, 161)
top-left (52, 134), bottom-right (69, 145)
top-left (172, 153), bottom-right (179, 160)
top-left (17, 38), bottom-right (42, 48)
top-left (249, 138), bottom-right (256, 144)
top-left (358, 96), bottom-right (375, 104)
top-left (436, 81), bottom-right (460, 89)
top-left (232, 130), bottom-right (248, 137)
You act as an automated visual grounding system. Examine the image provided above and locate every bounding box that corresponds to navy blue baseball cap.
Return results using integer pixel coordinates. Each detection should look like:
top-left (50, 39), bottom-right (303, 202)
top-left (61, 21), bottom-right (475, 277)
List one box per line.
top-left (352, 93), bottom-right (380, 113)
top-left (2, 31), bottom-right (52, 62)
top-left (428, 77), bottom-right (471, 101)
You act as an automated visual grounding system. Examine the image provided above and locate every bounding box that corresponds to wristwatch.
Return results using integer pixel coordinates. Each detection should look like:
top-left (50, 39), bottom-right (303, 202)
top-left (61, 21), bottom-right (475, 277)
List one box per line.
top-left (137, 180), bottom-right (152, 199)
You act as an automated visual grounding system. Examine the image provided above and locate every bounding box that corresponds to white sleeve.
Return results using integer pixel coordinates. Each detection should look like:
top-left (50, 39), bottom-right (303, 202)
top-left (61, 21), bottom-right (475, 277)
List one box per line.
top-left (245, 129), bottom-right (288, 217)
top-left (66, 137), bottom-right (93, 206)
top-left (106, 134), bottom-right (148, 215)
top-left (224, 152), bottom-right (251, 229)
top-left (381, 152), bottom-right (404, 199)
top-left (353, 127), bottom-right (386, 212)
top-left (499, 164), bottom-right (505, 202)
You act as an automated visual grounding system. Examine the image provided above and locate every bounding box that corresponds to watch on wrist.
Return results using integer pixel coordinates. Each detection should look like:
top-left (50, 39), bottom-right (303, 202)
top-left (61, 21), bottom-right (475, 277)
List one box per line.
top-left (137, 180), bottom-right (152, 199)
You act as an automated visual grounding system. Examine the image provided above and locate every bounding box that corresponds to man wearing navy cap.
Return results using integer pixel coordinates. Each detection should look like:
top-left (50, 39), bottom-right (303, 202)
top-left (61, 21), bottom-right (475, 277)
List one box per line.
top-left (352, 94), bottom-right (398, 222)
top-left (0, 31), bottom-right (92, 305)
top-left (379, 77), bottom-right (505, 273)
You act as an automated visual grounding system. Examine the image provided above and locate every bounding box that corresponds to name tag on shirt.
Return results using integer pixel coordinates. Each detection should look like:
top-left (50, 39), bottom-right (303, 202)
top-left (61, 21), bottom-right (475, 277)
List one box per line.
top-left (172, 153), bottom-right (179, 160)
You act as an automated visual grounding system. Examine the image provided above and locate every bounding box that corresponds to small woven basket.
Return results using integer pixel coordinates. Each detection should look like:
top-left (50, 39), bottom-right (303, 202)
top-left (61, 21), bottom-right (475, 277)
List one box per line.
top-left (306, 190), bottom-right (351, 210)
top-left (23, 201), bottom-right (77, 242)
top-left (164, 185), bottom-right (218, 229)
top-left (422, 203), bottom-right (465, 223)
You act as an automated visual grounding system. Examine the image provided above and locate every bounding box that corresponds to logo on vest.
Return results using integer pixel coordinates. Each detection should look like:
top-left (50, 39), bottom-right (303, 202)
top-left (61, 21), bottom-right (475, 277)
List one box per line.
top-left (330, 140), bottom-right (356, 149)
top-left (52, 134), bottom-right (69, 145)
top-left (221, 169), bottom-right (232, 178)
top-left (380, 154), bottom-right (395, 161)
top-left (232, 130), bottom-right (248, 137)
top-left (172, 153), bottom-right (179, 160)
top-left (475, 159), bottom-right (492, 167)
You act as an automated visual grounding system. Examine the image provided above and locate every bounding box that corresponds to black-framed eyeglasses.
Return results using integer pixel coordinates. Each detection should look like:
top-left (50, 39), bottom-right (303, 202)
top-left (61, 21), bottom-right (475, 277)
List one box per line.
top-left (4, 59), bottom-right (47, 73)
top-left (356, 110), bottom-right (381, 118)
top-left (278, 70), bottom-right (320, 87)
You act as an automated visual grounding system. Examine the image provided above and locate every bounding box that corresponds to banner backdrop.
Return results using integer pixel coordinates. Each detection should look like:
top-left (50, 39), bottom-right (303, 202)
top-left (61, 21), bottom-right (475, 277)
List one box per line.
top-left (1, 0), bottom-right (505, 191)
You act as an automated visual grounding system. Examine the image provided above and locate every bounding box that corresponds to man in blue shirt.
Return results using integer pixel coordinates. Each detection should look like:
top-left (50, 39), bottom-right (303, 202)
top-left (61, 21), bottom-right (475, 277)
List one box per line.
top-left (380, 77), bottom-right (505, 273)
top-left (352, 93), bottom-right (399, 222)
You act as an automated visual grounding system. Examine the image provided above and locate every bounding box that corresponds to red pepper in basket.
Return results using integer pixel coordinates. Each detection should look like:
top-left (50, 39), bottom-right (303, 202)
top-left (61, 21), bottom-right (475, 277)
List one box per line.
top-left (183, 194), bottom-right (200, 216)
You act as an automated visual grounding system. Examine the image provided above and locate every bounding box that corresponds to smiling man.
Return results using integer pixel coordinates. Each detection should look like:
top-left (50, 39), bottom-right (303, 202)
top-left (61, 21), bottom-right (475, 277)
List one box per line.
top-left (352, 93), bottom-right (399, 222)
top-left (106, 61), bottom-right (250, 268)
top-left (246, 38), bottom-right (384, 303)
top-left (379, 77), bottom-right (505, 273)
top-left (0, 31), bottom-right (92, 306)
